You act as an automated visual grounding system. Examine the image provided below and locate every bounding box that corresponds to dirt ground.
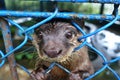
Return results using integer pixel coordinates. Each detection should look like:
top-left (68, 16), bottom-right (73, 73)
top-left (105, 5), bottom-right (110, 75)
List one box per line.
top-left (0, 64), bottom-right (32, 80)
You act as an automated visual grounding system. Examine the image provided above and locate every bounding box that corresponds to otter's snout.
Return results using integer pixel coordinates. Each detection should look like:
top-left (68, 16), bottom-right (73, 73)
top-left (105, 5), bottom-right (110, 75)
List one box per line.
top-left (42, 40), bottom-right (63, 58)
top-left (43, 49), bottom-right (62, 58)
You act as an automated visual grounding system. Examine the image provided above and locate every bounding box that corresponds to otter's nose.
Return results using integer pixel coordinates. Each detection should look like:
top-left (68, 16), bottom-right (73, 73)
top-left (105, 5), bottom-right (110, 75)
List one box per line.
top-left (43, 49), bottom-right (62, 58)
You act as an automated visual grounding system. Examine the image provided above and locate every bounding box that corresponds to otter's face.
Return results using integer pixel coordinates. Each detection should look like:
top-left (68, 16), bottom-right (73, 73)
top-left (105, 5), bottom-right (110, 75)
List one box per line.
top-left (33, 22), bottom-right (82, 62)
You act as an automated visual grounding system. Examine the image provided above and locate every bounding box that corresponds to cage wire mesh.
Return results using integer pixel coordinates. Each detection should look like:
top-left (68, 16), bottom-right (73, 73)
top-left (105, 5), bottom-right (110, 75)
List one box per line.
top-left (0, 0), bottom-right (120, 80)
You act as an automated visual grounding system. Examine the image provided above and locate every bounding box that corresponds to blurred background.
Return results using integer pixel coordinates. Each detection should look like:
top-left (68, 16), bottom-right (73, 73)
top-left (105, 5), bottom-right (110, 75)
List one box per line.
top-left (0, 0), bottom-right (120, 80)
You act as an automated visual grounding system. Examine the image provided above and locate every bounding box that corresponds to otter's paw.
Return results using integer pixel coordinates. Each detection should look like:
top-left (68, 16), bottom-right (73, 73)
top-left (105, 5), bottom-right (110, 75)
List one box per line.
top-left (30, 69), bottom-right (46, 80)
top-left (69, 73), bottom-right (82, 80)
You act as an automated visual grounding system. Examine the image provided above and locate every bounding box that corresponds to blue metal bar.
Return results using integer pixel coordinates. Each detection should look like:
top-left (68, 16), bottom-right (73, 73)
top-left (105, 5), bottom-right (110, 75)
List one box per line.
top-left (78, 7), bottom-right (119, 41)
top-left (0, 51), bottom-right (5, 67)
top-left (45, 62), bottom-right (71, 74)
top-left (17, 64), bottom-right (31, 75)
top-left (24, 7), bottom-right (58, 33)
top-left (108, 57), bottom-right (120, 64)
top-left (85, 43), bottom-right (108, 79)
top-left (107, 66), bottom-right (120, 80)
top-left (85, 65), bottom-right (107, 80)
top-left (38, 0), bottom-right (120, 4)
top-left (55, 63), bottom-right (71, 74)
top-left (0, 11), bottom-right (120, 20)
top-left (72, 22), bottom-right (87, 51)
top-left (0, 19), bottom-right (28, 59)
top-left (34, 0), bottom-right (120, 4)
top-left (0, 18), bottom-right (19, 80)
top-left (45, 62), bottom-right (56, 74)
top-left (72, 22), bottom-right (86, 35)
top-left (87, 43), bottom-right (107, 65)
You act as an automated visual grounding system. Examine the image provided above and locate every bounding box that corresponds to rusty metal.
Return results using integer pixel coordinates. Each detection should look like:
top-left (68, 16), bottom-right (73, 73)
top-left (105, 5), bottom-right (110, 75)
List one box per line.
top-left (0, 17), bottom-right (19, 80)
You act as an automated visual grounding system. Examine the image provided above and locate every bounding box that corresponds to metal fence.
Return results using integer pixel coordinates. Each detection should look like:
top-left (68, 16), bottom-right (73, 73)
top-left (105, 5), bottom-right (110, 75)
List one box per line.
top-left (0, 0), bottom-right (120, 80)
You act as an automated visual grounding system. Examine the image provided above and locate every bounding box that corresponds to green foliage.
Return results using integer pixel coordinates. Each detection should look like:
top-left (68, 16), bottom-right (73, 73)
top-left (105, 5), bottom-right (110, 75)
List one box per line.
top-left (5, 0), bottom-right (40, 11)
top-left (58, 2), bottom-right (99, 14)
top-left (5, 0), bottom-right (99, 14)
top-left (15, 52), bottom-right (36, 60)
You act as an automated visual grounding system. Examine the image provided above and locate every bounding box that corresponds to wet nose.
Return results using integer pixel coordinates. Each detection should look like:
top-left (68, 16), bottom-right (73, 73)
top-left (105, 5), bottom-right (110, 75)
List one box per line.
top-left (43, 49), bottom-right (62, 58)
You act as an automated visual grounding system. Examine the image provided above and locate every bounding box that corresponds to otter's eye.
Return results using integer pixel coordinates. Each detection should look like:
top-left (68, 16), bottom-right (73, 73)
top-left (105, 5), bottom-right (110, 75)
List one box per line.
top-left (38, 31), bottom-right (43, 39)
top-left (65, 32), bottom-right (74, 39)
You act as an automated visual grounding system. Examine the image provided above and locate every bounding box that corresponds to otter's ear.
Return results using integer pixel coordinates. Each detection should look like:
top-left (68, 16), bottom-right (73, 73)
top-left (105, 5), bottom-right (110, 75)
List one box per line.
top-left (72, 17), bottom-right (85, 28)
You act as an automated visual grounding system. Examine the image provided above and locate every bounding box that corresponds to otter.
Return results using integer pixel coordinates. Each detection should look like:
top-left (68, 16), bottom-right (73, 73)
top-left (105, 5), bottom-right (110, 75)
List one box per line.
top-left (30, 18), bottom-right (94, 80)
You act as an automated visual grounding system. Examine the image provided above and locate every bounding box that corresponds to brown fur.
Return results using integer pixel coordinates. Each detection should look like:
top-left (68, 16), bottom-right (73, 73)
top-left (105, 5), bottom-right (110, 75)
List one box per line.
top-left (31, 19), bottom-right (94, 80)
